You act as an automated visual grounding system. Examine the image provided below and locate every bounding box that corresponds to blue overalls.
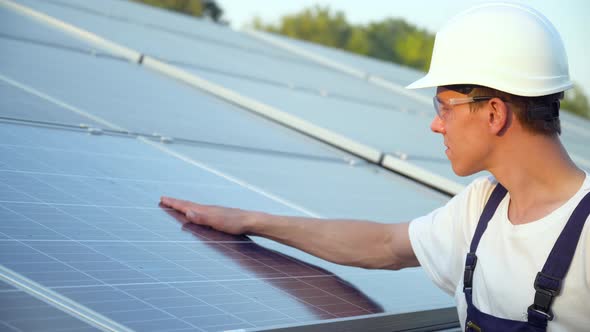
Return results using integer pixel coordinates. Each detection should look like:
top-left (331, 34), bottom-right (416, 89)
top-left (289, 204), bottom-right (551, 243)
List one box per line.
top-left (463, 184), bottom-right (590, 331)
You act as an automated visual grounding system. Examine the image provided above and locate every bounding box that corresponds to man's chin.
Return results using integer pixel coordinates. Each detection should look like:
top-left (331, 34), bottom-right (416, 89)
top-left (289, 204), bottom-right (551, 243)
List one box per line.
top-left (451, 165), bottom-right (479, 177)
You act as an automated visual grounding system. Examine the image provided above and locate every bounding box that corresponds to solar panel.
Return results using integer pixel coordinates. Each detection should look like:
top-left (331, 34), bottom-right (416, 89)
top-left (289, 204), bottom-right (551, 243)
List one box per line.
top-left (0, 121), bottom-right (453, 331)
top-left (7, 0), bottom-right (551, 331)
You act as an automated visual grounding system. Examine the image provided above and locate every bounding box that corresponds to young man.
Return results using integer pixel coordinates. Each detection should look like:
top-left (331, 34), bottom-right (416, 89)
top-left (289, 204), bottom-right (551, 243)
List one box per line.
top-left (162, 3), bottom-right (589, 331)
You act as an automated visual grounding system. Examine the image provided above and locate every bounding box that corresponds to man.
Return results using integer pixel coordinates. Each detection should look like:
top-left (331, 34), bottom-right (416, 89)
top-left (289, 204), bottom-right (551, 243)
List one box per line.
top-left (162, 3), bottom-right (589, 331)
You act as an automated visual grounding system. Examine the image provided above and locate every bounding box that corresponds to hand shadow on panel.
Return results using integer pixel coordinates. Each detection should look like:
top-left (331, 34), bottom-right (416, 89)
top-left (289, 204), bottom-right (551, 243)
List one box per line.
top-left (160, 205), bottom-right (384, 319)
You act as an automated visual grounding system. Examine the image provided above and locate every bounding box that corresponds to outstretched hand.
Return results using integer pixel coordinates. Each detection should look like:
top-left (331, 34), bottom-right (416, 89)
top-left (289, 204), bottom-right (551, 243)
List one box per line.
top-left (160, 196), bottom-right (256, 235)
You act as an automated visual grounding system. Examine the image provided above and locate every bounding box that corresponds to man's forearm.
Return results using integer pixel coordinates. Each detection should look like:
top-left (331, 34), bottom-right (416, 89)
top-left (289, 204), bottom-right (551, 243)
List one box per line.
top-left (247, 213), bottom-right (418, 270)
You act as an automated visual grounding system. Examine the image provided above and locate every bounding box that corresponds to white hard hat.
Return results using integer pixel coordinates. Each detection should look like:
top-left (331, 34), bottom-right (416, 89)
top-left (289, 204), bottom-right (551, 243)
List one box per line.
top-left (406, 2), bottom-right (573, 97)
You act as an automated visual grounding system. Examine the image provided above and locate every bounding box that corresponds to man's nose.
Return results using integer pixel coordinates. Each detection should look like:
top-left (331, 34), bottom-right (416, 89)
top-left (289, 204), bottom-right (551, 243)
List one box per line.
top-left (430, 115), bottom-right (445, 134)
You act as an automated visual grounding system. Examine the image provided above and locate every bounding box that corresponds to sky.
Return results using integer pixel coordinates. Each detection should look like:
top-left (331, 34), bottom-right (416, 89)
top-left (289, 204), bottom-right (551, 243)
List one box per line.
top-left (216, 0), bottom-right (590, 98)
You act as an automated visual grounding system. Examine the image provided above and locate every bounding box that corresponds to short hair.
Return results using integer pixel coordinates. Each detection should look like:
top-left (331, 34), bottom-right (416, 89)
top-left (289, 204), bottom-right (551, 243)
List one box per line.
top-left (446, 85), bottom-right (563, 135)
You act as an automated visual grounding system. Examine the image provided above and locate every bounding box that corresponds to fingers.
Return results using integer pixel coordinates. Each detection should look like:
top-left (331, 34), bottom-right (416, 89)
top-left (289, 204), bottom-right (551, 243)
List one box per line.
top-left (160, 196), bottom-right (199, 214)
top-left (160, 197), bottom-right (210, 226)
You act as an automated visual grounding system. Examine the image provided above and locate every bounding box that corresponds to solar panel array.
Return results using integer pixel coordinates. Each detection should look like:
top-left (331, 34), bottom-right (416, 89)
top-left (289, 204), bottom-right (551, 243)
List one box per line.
top-left (1, 1), bottom-right (589, 331)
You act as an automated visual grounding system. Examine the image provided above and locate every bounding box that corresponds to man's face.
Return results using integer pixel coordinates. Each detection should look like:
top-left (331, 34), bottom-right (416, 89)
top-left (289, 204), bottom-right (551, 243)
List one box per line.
top-left (430, 87), bottom-right (492, 176)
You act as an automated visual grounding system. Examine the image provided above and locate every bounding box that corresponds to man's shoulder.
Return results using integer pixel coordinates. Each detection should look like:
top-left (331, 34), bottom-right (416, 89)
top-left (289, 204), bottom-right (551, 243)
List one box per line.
top-left (454, 175), bottom-right (499, 208)
top-left (466, 174), bottom-right (498, 192)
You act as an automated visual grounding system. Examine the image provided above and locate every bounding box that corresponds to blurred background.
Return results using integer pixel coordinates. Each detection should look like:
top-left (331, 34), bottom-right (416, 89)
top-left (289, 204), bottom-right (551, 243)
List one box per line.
top-left (133, 0), bottom-right (590, 119)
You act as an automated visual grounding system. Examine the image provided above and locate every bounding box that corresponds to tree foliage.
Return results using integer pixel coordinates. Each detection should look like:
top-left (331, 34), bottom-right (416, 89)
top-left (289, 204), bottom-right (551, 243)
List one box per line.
top-left (132, 0), bottom-right (225, 22)
top-left (132, 0), bottom-right (202, 16)
top-left (252, 6), bottom-right (434, 72)
top-left (252, 6), bottom-right (589, 119)
top-left (562, 84), bottom-right (590, 119)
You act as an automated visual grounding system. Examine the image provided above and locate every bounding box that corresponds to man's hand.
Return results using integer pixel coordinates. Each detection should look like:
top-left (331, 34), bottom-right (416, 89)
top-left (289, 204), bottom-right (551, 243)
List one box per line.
top-left (160, 196), bottom-right (257, 235)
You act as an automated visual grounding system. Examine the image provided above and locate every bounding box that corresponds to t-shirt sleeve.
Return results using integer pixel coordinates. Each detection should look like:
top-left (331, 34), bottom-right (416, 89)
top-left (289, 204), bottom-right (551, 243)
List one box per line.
top-left (409, 177), bottom-right (493, 295)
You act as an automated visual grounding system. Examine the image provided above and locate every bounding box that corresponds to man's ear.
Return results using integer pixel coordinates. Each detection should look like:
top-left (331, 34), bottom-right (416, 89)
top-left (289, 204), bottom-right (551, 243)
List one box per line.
top-left (488, 98), bottom-right (511, 136)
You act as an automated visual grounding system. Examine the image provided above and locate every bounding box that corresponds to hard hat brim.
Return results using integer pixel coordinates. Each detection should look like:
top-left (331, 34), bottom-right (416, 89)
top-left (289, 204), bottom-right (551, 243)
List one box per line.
top-left (406, 74), bottom-right (442, 90)
top-left (406, 73), bottom-right (574, 97)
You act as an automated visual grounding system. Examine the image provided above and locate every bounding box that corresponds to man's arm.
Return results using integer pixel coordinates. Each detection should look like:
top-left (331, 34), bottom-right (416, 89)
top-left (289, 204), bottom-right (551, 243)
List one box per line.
top-left (160, 196), bottom-right (419, 270)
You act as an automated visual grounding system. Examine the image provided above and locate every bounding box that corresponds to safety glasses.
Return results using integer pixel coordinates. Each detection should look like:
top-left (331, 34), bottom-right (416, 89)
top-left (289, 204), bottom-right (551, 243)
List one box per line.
top-left (433, 96), bottom-right (495, 118)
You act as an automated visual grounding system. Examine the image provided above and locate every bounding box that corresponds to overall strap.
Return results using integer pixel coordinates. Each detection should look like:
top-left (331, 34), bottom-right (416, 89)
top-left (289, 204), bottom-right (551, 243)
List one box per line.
top-left (528, 191), bottom-right (590, 327)
top-left (464, 183), bottom-right (508, 291)
top-left (470, 184), bottom-right (508, 253)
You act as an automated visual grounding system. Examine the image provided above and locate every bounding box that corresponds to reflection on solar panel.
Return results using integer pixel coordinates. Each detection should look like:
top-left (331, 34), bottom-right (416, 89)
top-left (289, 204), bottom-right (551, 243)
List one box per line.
top-left (2, 0), bottom-right (588, 331)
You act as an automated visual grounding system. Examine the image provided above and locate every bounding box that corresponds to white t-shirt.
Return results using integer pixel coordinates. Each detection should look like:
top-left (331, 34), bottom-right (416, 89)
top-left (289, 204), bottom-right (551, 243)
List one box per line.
top-left (409, 174), bottom-right (590, 331)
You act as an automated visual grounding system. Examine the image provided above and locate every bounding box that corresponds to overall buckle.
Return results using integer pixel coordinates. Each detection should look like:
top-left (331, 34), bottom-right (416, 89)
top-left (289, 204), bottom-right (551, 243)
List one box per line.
top-left (463, 253), bottom-right (478, 291)
top-left (528, 272), bottom-right (561, 321)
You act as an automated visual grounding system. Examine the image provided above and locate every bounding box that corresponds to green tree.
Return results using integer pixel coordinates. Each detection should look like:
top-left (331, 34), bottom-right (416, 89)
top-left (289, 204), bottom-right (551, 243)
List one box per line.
top-left (267, 6), bottom-right (352, 49)
top-left (132, 0), bottom-right (203, 16)
top-left (345, 27), bottom-right (370, 55)
top-left (394, 30), bottom-right (434, 72)
top-left (562, 84), bottom-right (590, 119)
top-left (252, 8), bottom-right (435, 73)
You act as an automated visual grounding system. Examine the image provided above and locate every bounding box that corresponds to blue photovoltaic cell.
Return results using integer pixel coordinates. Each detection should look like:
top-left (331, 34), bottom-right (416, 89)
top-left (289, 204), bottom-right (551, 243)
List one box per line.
top-left (0, 122), bottom-right (453, 332)
top-left (0, 279), bottom-right (100, 332)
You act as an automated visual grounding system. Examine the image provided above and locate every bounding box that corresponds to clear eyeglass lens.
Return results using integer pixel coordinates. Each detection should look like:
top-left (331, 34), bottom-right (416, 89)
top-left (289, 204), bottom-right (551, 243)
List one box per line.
top-left (433, 97), bottom-right (452, 118)
top-left (432, 96), bottom-right (493, 118)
